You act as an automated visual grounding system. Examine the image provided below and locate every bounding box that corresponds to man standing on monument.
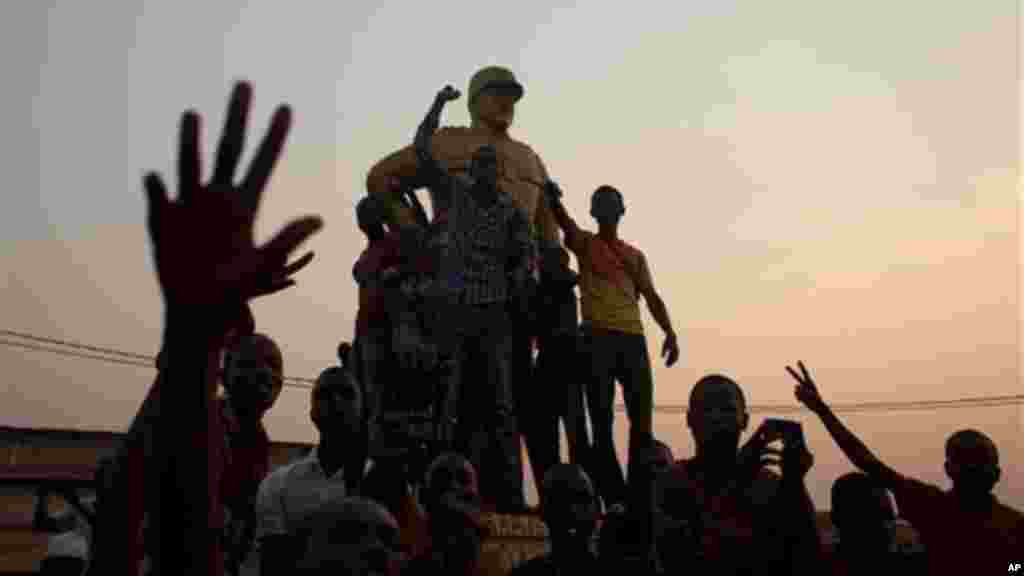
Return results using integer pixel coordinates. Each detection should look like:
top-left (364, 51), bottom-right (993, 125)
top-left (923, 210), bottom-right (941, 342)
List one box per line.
top-left (406, 84), bottom-right (534, 513)
top-left (367, 66), bottom-right (558, 509)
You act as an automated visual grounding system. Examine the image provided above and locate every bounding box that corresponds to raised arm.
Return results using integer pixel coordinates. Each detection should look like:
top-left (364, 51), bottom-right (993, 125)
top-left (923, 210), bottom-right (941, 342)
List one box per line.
top-left (414, 86), bottom-right (460, 196)
top-left (139, 82), bottom-right (322, 574)
top-left (787, 361), bottom-right (901, 487)
top-left (541, 180), bottom-right (582, 248)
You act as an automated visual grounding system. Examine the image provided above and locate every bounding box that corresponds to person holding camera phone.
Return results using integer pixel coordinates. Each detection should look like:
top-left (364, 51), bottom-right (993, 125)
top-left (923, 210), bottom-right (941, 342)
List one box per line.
top-left (654, 374), bottom-right (820, 575)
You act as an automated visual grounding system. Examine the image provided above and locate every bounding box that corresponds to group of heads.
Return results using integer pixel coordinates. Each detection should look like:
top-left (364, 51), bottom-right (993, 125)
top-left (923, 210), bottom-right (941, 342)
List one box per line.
top-left (218, 330), bottom-right (366, 443)
top-left (298, 451), bottom-right (482, 576)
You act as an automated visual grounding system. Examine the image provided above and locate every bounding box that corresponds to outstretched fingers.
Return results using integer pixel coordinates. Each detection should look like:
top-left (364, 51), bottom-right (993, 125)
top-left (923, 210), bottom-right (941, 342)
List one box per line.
top-left (785, 365), bottom-right (803, 383)
top-left (143, 173), bottom-right (170, 243)
top-left (283, 251), bottom-right (315, 276)
top-left (177, 111), bottom-right (201, 202)
top-left (260, 216), bottom-right (324, 265)
top-left (797, 360), bottom-right (811, 382)
top-left (212, 82), bottom-right (252, 189)
top-left (252, 252), bottom-right (316, 297)
top-left (241, 104), bottom-right (292, 212)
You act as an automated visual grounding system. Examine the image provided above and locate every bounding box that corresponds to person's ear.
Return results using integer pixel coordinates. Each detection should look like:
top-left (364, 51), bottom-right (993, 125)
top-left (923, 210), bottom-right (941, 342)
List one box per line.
top-left (740, 411), bottom-right (750, 432)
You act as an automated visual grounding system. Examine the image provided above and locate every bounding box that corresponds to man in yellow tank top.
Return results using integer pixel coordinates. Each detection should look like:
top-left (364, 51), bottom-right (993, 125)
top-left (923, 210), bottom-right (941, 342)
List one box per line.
top-left (544, 182), bottom-right (680, 510)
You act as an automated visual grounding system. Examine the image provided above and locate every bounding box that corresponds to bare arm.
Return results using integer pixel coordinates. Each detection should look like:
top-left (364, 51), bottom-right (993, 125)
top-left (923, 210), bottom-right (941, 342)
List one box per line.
top-left (541, 181), bottom-right (582, 248)
top-left (366, 148), bottom-right (423, 228)
top-left (139, 82), bottom-right (323, 575)
top-left (634, 262), bottom-right (675, 340)
top-left (788, 362), bottom-right (901, 487)
top-left (414, 86), bottom-right (460, 203)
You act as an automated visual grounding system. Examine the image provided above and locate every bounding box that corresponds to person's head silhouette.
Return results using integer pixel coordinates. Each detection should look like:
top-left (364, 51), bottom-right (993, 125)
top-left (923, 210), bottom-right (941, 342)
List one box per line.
top-left (944, 429), bottom-right (1000, 501)
top-left (311, 366), bottom-right (362, 439)
top-left (541, 464), bottom-right (599, 554)
top-left (686, 374), bottom-right (749, 463)
top-left (590, 185), bottom-right (625, 227)
top-left (831, 471), bottom-right (895, 554)
top-left (223, 333), bottom-right (283, 422)
top-left (356, 195), bottom-right (387, 240)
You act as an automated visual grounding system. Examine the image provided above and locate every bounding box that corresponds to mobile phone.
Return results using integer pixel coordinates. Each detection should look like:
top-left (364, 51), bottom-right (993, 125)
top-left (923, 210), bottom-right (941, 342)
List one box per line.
top-left (764, 418), bottom-right (803, 444)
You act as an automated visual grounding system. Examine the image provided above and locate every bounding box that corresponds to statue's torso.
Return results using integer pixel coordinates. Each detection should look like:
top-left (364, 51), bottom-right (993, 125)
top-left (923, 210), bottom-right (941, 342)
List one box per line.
top-left (428, 126), bottom-right (546, 228)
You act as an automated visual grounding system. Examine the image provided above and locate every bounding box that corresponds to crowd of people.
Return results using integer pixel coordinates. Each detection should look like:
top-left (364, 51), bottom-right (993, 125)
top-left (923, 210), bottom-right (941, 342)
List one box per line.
top-left (32, 67), bottom-right (1022, 576)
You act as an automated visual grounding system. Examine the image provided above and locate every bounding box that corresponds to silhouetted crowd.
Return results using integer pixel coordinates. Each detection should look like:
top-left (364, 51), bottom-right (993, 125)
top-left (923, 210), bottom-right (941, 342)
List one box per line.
top-left (35, 72), bottom-right (1022, 576)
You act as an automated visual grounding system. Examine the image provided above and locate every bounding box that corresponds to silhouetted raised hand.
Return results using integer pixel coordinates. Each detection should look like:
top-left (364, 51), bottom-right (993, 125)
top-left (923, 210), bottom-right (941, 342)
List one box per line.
top-left (143, 81), bottom-right (322, 318)
top-left (786, 361), bottom-right (826, 414)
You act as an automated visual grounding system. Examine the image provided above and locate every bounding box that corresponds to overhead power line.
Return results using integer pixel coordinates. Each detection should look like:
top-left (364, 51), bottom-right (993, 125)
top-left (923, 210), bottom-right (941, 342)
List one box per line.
top-left (2, 329), bottom-right (1022, 414)
top-left (0, 330), bottom-right (317, 386)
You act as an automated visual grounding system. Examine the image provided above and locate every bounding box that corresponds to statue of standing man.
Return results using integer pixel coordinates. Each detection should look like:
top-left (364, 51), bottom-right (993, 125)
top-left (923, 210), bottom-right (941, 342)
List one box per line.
top-left (367, 67), bottom-right (560, 512)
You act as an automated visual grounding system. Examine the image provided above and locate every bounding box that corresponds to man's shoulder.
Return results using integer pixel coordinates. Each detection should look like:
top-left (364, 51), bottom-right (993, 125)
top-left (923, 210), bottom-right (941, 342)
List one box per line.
top-left (992, 498), bottom-right (1024, 527)
top-left (261, 452), bottom-right (316, 487)
top-left (888, 474), bottom-right (942, 500)
top-left (615, 238), bottom-right (645, 260)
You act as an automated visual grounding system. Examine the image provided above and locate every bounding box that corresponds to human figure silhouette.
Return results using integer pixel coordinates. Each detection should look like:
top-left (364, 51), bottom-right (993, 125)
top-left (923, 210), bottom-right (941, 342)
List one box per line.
top-left (655, 374), bottom-right (820, 574)
top-left (120, 81), bottom-right (321, 576)
top-left (544, 181), bottom-right (679, 510)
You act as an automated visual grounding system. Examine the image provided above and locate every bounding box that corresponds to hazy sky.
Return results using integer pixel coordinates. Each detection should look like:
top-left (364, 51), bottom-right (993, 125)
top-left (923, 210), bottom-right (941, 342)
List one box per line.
top-left (1, 2), bottom-right (1019, 509)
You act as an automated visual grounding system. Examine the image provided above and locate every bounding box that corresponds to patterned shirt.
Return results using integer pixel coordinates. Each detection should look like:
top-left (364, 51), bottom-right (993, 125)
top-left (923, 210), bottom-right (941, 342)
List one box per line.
top-left (419, 150), bottom-right (533, 307)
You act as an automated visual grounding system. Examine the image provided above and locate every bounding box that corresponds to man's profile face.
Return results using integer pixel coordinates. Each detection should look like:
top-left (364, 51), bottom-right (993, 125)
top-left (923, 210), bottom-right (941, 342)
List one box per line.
top-left (474, 85), bottom-right (518, 130)
top-left (226, 334), bottom-right (283, 420)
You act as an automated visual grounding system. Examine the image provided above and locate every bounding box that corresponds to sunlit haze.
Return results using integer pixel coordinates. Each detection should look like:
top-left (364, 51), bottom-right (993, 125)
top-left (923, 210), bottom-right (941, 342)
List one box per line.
top-left (1, 2), bottom-right (1019, 509)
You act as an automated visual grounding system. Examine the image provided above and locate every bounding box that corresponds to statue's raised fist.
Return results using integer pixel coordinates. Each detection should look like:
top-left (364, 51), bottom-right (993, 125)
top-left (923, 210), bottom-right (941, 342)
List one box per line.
top-left (437, 85), bottom-right (461, 102)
